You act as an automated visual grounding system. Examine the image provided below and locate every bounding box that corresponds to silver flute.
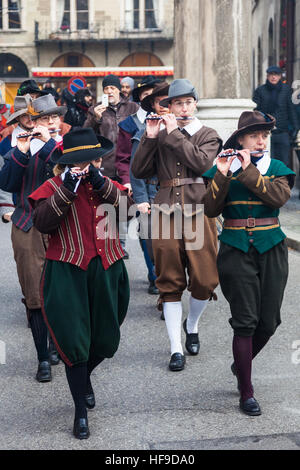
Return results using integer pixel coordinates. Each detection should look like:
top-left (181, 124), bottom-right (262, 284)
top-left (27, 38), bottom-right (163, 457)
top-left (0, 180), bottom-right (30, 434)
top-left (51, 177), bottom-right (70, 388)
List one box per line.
top-left (218, 150), bottom-right (269, 158)
top-left (145, 116), bottom-right (194, 121)
top-left (16, 129), bottom-right (61, 138)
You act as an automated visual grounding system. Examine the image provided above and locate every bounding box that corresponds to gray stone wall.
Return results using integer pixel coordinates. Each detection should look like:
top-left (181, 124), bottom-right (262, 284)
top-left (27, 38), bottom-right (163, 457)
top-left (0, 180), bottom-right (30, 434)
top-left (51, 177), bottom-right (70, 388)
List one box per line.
top-left (174, 0), bottom-right (252, 100)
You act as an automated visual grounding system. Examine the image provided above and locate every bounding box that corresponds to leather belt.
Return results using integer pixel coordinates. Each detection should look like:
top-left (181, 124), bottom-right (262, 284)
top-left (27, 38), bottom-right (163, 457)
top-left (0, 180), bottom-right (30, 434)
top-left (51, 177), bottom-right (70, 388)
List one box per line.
top-left (160, 177), bottom-right (204, 188)
top-left (223, 217), bottom-right (279, 228)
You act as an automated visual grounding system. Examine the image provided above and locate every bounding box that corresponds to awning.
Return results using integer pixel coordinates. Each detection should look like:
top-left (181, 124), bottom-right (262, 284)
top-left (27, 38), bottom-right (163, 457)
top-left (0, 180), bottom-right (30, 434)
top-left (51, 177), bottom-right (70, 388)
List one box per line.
top-left (32, 66), bottom-right (174, 78)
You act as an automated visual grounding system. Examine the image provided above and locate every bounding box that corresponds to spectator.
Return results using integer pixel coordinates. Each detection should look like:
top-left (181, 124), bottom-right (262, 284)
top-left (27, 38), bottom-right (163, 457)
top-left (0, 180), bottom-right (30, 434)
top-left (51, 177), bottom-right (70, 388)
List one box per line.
top-left (84, 74), bottom-right (139, 179)
top-left (64, 88), bottom-right (93, 129)
top-left (43, 79), bottom-right (60, 102)
top-left (253, 65), bottom-right (299, 168)
top-left (121, 76), bottom-right (135, 100)
top-left (83, 74), bottom-right (139, 258)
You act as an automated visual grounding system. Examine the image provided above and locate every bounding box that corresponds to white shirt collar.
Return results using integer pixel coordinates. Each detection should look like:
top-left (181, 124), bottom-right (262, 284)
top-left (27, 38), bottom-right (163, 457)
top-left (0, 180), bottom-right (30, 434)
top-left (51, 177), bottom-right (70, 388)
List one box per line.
top-left (137, 107), bottom-right (147, 124)
top-left (11, 125), bottom-right (25, 147)
top-left (179, 118), bottom-right (202, 136)
top-left (30, 133), bottom-right (62, 156)
top-left (229, 151), bottom-right (271, 175)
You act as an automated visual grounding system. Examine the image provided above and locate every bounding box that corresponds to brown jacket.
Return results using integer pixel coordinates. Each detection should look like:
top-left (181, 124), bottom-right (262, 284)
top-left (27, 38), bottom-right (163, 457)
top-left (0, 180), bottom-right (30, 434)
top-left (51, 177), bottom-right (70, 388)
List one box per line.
top-left (84, 96), bottom-right (139, 178)
top-left (132, 123), bottom-right (222, 215)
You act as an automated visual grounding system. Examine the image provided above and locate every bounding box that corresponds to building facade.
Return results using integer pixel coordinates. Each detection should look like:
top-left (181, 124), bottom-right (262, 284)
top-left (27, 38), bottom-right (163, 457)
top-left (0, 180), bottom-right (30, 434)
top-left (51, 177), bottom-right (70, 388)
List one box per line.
top-left (0, 0), bottom-right (174, 103)
top-left (252, 0), bottom-right (300, 89)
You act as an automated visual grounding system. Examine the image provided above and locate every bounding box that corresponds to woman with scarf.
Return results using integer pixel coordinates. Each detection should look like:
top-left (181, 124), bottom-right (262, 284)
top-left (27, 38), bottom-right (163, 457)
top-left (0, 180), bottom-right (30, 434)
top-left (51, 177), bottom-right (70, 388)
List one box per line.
top-left (202, 111), bottom-right (295, 416)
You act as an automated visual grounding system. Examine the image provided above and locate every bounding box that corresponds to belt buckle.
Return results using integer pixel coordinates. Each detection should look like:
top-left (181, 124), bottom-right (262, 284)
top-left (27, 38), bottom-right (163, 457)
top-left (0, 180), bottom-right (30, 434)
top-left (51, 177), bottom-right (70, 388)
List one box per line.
top-left (173, 178), bottom-right (181, 187)
top-left (247, 217), bottom-right (256, 228)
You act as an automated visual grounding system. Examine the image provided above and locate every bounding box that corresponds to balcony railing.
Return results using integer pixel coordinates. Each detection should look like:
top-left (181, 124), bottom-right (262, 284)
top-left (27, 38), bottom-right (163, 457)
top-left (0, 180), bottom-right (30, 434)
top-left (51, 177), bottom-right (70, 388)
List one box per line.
top-left (35, 21), bottom-right (174, 42)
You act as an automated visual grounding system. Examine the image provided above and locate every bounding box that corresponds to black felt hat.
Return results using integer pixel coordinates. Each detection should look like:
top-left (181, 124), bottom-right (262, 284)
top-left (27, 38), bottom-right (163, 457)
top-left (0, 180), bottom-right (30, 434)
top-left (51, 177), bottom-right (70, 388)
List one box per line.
top-left (17, 79), bottom-right (48, 97)
top-left (132, 75), bottom-right (162, 102)
top-left (50, 127), bottom-right (114, 165)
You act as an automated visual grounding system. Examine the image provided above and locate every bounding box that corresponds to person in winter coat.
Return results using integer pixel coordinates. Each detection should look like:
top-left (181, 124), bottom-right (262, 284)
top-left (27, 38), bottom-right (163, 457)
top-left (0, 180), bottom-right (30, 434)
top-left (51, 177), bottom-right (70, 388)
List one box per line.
top-left (253, 65), bottom-right (298, 168)
top-left (64, 88), bottom-right (93, 129)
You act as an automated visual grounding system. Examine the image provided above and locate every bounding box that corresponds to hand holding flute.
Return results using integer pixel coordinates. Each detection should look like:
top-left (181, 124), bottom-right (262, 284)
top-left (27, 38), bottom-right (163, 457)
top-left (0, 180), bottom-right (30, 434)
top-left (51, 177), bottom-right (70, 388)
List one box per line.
top-left (16, 126), bottom-right (60, 154)
top-left (216, 147), bottom-right (267, 175)
top-left (146, 113), bottom-right (194, 138)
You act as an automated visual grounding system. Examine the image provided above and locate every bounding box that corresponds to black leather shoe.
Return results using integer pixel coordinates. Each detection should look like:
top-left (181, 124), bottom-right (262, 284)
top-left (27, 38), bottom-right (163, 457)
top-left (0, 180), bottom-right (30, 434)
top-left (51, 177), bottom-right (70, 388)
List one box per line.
top-left (73, 418), bottom-right (90, 439)
top-left (148, 280), bottom-right (159, 295)
top-left (85, 393), bottom-right (95, 410)
top-left (36, 361), bottom-right (52, 382)
top-left (49, 349), bottom-right (60, 366)
top-left (231, 363), bottom-right (254, 393)
top-left (183, 319), bottom-right (200, 355)
top-left (169, 353), bottom-right (185, 371)
top-left (239, 397), bottom-right (261, 416)
top-left (48, 337), bottom-right (60, 366)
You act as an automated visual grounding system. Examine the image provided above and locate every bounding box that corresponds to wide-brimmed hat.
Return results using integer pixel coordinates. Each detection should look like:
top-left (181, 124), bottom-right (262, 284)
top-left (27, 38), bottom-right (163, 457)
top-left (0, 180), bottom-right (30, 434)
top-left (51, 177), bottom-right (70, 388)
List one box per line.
top-left (28, 94), bottom-right (67, 120)
top-left (17, 79), bottom-right (49, 97)
top-left (224, 111), bottom-right (276, 149)
top-left (132, 75), bottom-right (162, 102)
top-left (50, 127), bottom-right (114, 165)
top-left (6, 94), bottom-right (32, 125)
top-left (141, 82), bottom-right (170, 113)
top-left (159, 79), bottom-right (198, 107)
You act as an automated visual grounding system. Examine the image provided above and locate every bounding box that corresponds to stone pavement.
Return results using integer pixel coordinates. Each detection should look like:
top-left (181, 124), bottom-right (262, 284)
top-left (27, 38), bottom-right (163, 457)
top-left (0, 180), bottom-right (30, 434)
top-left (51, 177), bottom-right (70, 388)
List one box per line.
top-left (0, 220), bottom-right (300, 451)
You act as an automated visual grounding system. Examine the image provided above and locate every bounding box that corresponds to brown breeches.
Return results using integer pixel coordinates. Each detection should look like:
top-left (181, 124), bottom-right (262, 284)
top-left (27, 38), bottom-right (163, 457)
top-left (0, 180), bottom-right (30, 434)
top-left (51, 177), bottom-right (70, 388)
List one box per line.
top-left (152, 212), bottom-right (219, 303)
top-left (11, 224), bottom-right (48, 310)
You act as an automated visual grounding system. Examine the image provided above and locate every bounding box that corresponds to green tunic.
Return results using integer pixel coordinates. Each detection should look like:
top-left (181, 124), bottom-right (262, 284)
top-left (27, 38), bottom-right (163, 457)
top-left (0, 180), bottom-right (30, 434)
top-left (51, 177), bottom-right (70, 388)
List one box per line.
top-left (203, 159), bottom-right (295, 253)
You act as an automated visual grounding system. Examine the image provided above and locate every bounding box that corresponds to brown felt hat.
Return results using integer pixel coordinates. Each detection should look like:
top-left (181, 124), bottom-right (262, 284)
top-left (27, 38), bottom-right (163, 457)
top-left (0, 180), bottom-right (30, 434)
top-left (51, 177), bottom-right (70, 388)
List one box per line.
top-left (140, 82), bottom-right (170, 113)
top-left (224, 111), bottom-right (276, 149)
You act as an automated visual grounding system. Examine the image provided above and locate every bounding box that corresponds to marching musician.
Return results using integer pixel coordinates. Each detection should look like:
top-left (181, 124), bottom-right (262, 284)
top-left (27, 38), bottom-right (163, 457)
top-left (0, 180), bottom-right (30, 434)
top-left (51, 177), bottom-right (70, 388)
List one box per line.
top-left (0, 94), bottom-right (66, 382)
top-left (132, 79), bottom-right (222, 372)
top-left (29, 128), bottom-right (134, 440)
top-left (202, 111), bottom-right (295, 416)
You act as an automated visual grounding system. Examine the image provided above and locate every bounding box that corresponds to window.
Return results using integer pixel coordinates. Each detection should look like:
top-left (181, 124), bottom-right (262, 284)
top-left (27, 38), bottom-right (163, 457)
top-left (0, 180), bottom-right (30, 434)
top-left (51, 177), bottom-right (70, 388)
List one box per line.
top-left (120, 52), bottom-right (163, 67)
top-left (124, 0), bottom-right (159, 30)
top-left (61, 0), bottom-right (71, 30)
top-left (145, 0), bottom-right (157, 29)
top-left (0, 0), bottom-right (21, 30)
top-left (57, 0), bottom-right (89, 31)
top-left (76, 0), bottom-right (89, 30)
top-left (0, 53), bottom-right (28, 77)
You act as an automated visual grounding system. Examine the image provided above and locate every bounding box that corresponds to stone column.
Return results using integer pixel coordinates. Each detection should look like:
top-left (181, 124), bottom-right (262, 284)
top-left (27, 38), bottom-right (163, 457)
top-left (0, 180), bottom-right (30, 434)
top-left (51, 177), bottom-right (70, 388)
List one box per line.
top-left (174, 0), bottom-right (256, 143)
